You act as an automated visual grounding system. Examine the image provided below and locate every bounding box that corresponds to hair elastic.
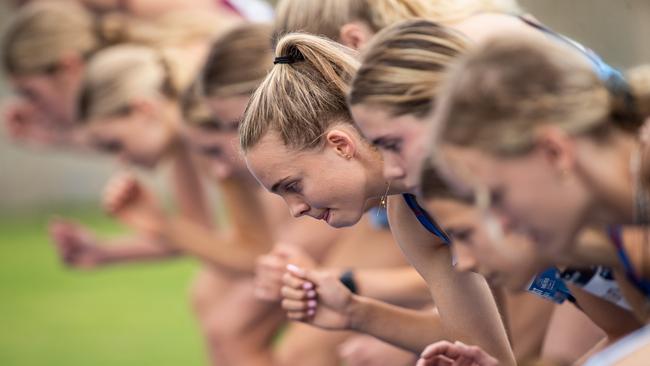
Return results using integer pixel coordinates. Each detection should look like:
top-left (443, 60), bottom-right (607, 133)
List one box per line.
top-left (273, 48), bottom-right (305, 65)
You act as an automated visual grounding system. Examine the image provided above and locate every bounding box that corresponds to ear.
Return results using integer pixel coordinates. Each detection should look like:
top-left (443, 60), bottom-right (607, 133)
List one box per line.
top-left (339, 22), bottom-right (374, 50)
top-left (534, 125), bottom-right (576, 176)
top-left (325, 129), bottom-right (357, 160)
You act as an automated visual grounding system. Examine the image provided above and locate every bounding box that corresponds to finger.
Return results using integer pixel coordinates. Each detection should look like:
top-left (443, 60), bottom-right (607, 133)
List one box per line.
top-left (286, 310), bottom-right (309, 321)
top-left (257, 255), bottom-right (286, 271)
top-left (281, 298), bottom-right (317, 312)
top-left (282, 271), bottom-right (314, 290)
top-left (416, 355), bottom-right (453, 366)
top-left (281, 285), bottom-right (316, 301)
top-left (421, 341), bottom-right (455, 359)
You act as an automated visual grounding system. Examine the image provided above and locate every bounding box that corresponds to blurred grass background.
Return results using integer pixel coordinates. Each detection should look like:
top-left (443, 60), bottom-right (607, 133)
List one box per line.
top-left (0, 208), bottom-right (205, 366)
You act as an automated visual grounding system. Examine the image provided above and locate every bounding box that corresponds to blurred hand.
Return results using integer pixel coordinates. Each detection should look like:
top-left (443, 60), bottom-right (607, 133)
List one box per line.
top-left (339, 335), bottom-right (417, 366)
top-left (281, 264), bottom-right (353, 330)
top-left (255, 243), bottom-right (316, 301)
top-left (103, 174), bottom-right (166, 236)
top-left (417, 341), bottom-right (499, 366)
top-left (3, 100), bottom-right (66, 147)
top-left (49, 219), bottom-right (108, 269)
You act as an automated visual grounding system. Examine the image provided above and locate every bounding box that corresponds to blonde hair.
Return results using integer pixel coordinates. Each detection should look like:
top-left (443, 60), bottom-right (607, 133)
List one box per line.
top-left (433, 36), bottom-right (650, 156)
top-left (200, 23), bottom-right (274, 99)
top-left (240, 33), bottom-right (359, 152)
top-left (273, 0), bottom-right (520, 42)
top-left (2, 1), bottom-right (232, 76)
top-left (78, 45), bottom-right (188, 122)
top-left (349, 19), bottom-right (468, 118)
top-left (181, 81), bottom-right (215, 126)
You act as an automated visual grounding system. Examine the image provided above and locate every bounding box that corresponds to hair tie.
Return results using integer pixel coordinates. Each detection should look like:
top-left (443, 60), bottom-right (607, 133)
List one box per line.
top-left (273, 48), bottom-right (305, 65)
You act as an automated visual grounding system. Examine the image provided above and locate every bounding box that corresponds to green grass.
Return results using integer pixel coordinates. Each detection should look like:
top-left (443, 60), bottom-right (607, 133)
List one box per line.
top-left (0, 208), bottom-right (206, 366)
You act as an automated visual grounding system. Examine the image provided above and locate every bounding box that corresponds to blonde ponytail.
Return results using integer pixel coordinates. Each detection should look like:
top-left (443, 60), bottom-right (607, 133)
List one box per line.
top-left (240, 33), bottom-right (359, 152)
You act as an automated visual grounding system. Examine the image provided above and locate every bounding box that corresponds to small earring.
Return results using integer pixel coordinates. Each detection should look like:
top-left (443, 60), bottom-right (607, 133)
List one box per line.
top-left (344, 154), bottom-right (351, 159)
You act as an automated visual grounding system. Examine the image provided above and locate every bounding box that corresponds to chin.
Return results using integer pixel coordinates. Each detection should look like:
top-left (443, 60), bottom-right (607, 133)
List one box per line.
top-left (328, 210), bottom-right (364, 228)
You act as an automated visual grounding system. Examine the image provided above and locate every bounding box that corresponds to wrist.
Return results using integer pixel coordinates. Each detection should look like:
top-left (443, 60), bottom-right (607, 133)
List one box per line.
top-left (346, 294), bottom-right (367, 331)
top-left (339, 269), bottom-right (358, 294)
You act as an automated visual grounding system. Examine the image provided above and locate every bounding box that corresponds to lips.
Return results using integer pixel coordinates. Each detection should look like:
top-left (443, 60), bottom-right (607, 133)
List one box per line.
top-left (316, 209), bottom-right (331, 223)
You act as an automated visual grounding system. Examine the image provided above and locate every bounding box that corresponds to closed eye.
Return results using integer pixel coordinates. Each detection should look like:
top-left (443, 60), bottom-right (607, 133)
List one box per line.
top-left (96, 139), bottom-right (123, 153)
top-left (200, 145), bottom-right (223, 157)
top-left (447, 227), bottom-right (474, 244)
top-left (372, 137), bottom-right (402, 152)
top-left (285, 181), bottom-right (302, 194)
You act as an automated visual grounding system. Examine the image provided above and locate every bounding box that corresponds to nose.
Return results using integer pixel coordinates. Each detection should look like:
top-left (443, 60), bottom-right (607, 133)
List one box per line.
top-left (382, 153), bottom-right (406, 181)
top-left (452, 245), bottom-right (478, 273)
top-left (286, 197), bottom-right (310, 218)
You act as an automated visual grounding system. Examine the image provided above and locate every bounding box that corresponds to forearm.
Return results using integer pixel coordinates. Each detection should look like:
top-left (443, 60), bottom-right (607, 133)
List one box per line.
top-left (159, 215), bottom-right (269, 276)
top-left (347, 295), bottom-right (441, 352)
top-left (354, 266), bottom-right (431, 307)
top-left (388, 197), bottom-right (515, 365)
top-left (98, 236), bottom-right (181, 265)
top-left (218, 177), bottom-right (274, 247)
top-left (170, 144), bottom-right (213, 228)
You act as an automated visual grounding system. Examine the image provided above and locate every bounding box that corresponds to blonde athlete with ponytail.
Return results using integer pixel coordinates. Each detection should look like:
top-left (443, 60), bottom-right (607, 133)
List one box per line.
top-left (194, 23), bottom-right (418, 366)
top-left (239, 31), bottom-right (515, 365)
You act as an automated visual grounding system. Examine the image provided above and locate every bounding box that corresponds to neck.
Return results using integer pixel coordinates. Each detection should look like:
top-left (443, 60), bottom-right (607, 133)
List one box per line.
top-left (361, 146), bottom-right (391, 198)
top-left (559, 227), bottom-right (621, 269)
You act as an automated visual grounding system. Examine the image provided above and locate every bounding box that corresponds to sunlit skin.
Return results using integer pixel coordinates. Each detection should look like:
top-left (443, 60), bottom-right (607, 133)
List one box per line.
top-left (428, 198), bottom-right (547, 291)
top-left (351, 105), bottom-right (431, 192)
top-left (245, 124), bottom-right (407, 228)
top-left (84, 98), bottom-right (179, 169)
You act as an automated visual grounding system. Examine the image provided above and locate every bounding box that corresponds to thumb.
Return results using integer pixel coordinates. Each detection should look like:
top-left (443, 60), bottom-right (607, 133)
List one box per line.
top-left (287, 264), bottom-right (321, 285)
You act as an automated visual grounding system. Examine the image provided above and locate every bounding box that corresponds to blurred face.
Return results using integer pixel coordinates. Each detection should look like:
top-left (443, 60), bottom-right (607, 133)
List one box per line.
top-left (11, 66), bottom-right (81, 128)
top-left (436, 144), bottom-right (592, 259)
top-left (351, 105), bottom-right (428, 192)
top-left (245, 127), bottom-right (383, 228)
top-left (84, 101), bottom-right (176, 169)
top-left (185, 125), bottom-right (244, 180)
top-left (429, 199), bottom-right (548, 291)
top-left (182, 96), bottom-right (250, 181)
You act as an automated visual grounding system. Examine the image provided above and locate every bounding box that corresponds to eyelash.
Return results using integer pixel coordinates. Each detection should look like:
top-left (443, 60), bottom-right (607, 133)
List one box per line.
top-left (450, 229), bottom-right (473, 243)
top-left (382, 140), bottom-right (401, 152)
top-left (99, 140), bottom-right (122, 153)
top-left (286, 181), bottom-right (301, 194)
top-left (201, 146), bottom-right (222, 157)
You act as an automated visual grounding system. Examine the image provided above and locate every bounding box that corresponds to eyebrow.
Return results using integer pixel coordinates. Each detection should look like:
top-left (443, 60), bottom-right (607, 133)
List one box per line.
top-left (271, 176), bottom-right (290, 193)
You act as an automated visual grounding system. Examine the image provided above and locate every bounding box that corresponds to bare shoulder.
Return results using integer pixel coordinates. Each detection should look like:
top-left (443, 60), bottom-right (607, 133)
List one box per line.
top-left (451, 13), bottom-right (548, 46)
